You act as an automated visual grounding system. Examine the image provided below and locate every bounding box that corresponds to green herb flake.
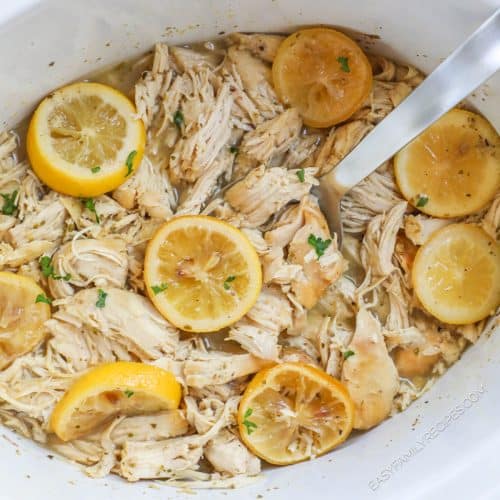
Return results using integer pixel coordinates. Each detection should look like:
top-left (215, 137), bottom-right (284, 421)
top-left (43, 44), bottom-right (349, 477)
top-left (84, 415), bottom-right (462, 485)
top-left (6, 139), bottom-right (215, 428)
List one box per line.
top-left (307, 234), bottom-right (332, 259)
top-left (152, 283), bottom-right (168, 295)
top-left (124, 389), bottom-right (134, 398)
top-left (337, 56), bottom-right (350, 73)
top-left (223, 275), bottom-right (236, 290)
top-left (39, 255), bottom-right (71, 281)
top-left (39, 256), bottom-right (53, 278)
top-left (173, 110), bottom-right (184, 129)
top-left (296, 168), bottom-right (305, 183)
top-left (91, 166), bottom-right (101, 173)
top-left (125, 150), bottom-right (137, 177)
top-left (416, 195), bottom-right (429, 208)
top-left (242, 408), bottom-right (258, 435)
top-left (96, 289), bottom-right (107, 308)
top-left (35, 294), bottom-right (52, 305)
top-left (81, 198), bottom-right (100, 224)
top-left (343, 350), bottom-right (355, 360)
top-left (229, 145), bottom-right (239, 155)
top-left (1, 190), bottom-right (18, 216)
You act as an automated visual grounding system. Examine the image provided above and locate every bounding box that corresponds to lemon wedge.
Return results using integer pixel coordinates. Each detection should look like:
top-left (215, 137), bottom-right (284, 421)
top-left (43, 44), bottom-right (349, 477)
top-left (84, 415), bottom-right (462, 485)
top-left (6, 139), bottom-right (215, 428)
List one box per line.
top-left (395, 109), bottom-right (499, 217)
top-left (0, 271), bottom-right (51, 370)
top-left (27, 82), bottom-right (145, 197)
top-left (144, 215), bottom-right (262, 333)
top-left (238, 362), bottom-right (354, 465)
top-left (272, 28), bottom-right (373, 127)
top-left (412, 223), bottom-right (500, 324)
top-left (50, 361), bottom-right (181, 441)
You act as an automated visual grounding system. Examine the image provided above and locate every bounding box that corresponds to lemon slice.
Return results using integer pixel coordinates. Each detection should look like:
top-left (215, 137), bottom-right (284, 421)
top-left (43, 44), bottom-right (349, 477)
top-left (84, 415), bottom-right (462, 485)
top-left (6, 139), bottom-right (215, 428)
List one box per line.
top-left (27, 82), bottom-right (145, 197)
top-left (272, 28), bottom-right (373, 127)
top-left (50, 361), bottom-right (181, 441)
top-left (412, 223), bottom-right (500, 324)
top-left (238, 362), bottom-right (354, 465)
top-left (0, 271), bottom-right (51, 370)
top-left (395, 109), bottom-right (499, 217)
top-left (144, 215), bottom-right (262, 332)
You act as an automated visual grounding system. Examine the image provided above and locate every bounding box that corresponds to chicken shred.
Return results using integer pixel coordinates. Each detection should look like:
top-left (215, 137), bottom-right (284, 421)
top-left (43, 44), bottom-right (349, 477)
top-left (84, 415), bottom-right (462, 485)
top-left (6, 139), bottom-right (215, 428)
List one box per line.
top-left (225, 166), bottom-right (317, 228)
top-left (342, 309), bottom-right (399, 429)
top-left (228, 33), bottom-right (284, 63)
top-left (48, 238), bottom-right (128, 298)
top-left (228, 286), bottom-right (292, 359)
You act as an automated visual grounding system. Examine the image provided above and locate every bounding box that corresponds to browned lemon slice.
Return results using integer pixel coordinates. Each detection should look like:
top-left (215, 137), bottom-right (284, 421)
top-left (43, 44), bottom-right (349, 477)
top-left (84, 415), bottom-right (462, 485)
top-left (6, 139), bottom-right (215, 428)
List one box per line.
top-left (0, 272), bottom-right (51, 370)
top-left (412, 223), bottom-right (500, 324)
top-left (144, 216), bottom-right (262, 332)
top-left (395, 109), bottom-right (499, 217)
top-left (272, 27), bottom-right (373, 127)
top-left (238, 362), bottom-right (354, 465)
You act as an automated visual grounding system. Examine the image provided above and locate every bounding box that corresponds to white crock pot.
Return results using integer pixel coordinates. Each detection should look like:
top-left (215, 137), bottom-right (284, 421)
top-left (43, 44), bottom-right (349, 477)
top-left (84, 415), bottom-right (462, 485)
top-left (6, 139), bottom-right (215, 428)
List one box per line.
top-left (0, 1), bottom-right (499, 499)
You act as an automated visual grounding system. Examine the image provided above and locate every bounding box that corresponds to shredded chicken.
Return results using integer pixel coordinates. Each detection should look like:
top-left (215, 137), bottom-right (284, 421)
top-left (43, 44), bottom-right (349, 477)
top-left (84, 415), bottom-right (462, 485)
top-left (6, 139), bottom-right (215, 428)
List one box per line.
top-left (228, 286), bottom-right (292, 359)
top-left (228, 33), bottom-right (284, 63)
top-left (226, 47), bottom-right (283, 120)
top-left (134, 43), bottom-right (171, 130)
top-left (239, 108), bottom-right (302, 166)
top-left (0, 33), bottom-right (497, 488)
top-left (120, 397), bottom-right (238, 481)
top-left (404, 214), bottom-right (454, 246)
top-left (360, 201), bottom-right (407, 277)
top-left (111, 411), bottom-right (189, 445)
top-left (113, 154), bottom-right (176, 218)
top-left (176, 150), bottom-right (233, 215)
top-left (342, 309), bottom-right (399, 429)
top-left (481, 193), bottom-right (500, 241)
top-left (49, 287), bottom-right (179, 361)
top-left (341, 163), bottom-right (404, 234)
top-left (225, 166), bottom-right (316, 228)
top-left (171, 46), bottom-right (222, 72)
top-left (313, 120), bottom-right (374, 176)
top-left (287, 197), bottom-right (345, 308)
top-left (205, 429), bottom-right (261, 475)
top-left (183, 351), bottom-right (272, 388)
top-left (352, 80), bottom-right (417, 124)
top-left (169, 78), bottom-right (233, 184)
top-left (48, 238), bottom-right (128, 298)
top-left (7, 196), bottom-right (66, 248)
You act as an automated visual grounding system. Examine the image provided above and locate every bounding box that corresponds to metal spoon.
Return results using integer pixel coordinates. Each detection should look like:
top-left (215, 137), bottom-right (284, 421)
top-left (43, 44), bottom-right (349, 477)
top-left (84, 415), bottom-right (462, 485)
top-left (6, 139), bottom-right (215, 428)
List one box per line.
top-left (317, 9), bottom-right (500, 248)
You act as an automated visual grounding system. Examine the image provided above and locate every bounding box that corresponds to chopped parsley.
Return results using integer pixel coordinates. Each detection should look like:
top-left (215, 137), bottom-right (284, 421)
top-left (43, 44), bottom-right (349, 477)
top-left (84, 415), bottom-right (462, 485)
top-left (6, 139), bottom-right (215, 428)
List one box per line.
top-left (343, 350), bottom-right (355, 360)
top-left (96, 289), bottom-right (107, 308)
top-left (35, 294), bottom-right (52, 305)
top-left (337, 56), bottom-right (350, 73)
top-left (124, 389), bottom-right (134, 398)
top-left (307, 234), bottom-right (332, 259)
top-left (151, 283), bottom-right (168, 295)
top-left (125, 150), bottom-right (137, 177)
top-left (242, 408), bottom-right (258, 435)
top-left (296, 168), bottom-right (305, 183)
top-left (223, 275), bottom-right (236, 290)
top-left (39, 255), bottom-right (71, 281)
top-left (416, 195), bottom-right (429, 208)
top-left (81, 197), bottom-right (100, 224)
top-left (173, 110), bottom-right (184, 129)
top-left (91, 166), bottom-right (101, 174)
top-left (1, 190), bottom-right (18, 215)
top-left (229, 145), bottom-right (239, 155)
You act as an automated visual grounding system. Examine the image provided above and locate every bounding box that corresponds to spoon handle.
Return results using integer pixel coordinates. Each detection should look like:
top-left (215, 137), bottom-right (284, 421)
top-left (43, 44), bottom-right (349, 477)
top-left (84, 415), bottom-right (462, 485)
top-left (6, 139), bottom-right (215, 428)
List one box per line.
top-left (323, 8), bottom-right (500, 196)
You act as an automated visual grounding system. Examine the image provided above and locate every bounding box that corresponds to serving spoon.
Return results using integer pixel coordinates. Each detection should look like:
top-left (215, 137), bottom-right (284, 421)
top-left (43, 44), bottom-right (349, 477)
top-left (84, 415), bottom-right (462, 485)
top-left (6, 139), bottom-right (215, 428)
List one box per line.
top-left (317, 9), bottom-right (500, 248)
